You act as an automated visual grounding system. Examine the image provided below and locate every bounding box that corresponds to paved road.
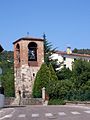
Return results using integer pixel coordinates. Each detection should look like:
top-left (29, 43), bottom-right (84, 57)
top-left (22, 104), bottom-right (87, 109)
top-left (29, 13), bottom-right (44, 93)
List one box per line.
top-left (0, 105), bottom-right (90, 120)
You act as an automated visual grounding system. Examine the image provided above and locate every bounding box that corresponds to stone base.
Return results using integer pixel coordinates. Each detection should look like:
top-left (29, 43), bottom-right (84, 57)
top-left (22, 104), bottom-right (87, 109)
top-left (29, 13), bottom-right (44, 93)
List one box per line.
top-left (14, 65), bottom-right (40, 98)
top-left (5, 97), bottom-right (43, 106)
top-left (43, 100), bottom-right (48, 106)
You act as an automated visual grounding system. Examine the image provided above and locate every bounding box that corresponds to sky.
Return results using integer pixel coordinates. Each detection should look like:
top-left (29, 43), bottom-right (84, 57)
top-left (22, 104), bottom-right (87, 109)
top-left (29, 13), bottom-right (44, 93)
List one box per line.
top-left (0, 0), bottom-right (90, 51)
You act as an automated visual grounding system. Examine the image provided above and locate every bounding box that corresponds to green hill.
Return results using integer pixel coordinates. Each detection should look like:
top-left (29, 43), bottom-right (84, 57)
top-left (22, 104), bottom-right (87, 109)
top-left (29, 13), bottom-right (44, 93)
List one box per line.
top-left (73, 48), bottom-right (90, 55)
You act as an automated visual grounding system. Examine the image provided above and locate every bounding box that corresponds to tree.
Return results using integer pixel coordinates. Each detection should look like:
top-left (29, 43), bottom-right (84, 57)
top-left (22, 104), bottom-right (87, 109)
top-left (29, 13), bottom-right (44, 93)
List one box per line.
top-left (43, 33), bottom-right (56, 65)
top-left (1, 68), bottom-right (15, 97)
top-left (49, 63), bottom-right (58, 81)
top-left (69, 60), bottom-right (90, 100)
top-left (47, 64), bottom-right (58, 99)
top-left (32, 63), bottom-right (59, 99)
top-left (0, 51), bottom-right (15, 97)
top-left (56, 67), bottom-right (72, 80)
top-left (72, 48), bottom-right (78, 53)
top-left (72, 59), bottom-right (89, 76)
top-left (32, 63), bottom-right (50, 98)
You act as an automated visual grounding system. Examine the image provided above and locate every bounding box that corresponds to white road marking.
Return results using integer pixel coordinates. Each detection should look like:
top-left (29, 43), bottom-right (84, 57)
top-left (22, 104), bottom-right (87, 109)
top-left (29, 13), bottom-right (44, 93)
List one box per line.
top-left (0, 108), bottom-right (15, 114)
top-left (0, 108), bottom-right (15, 120)
top-left (11, 109), bottom-right (16, 114)
top-left (0, 111), bottom-right (3, 113)
top-left (58, 112), bottom-right (66, 116)
top-left (2, 109), bottom-right (90, 119)
top-left (0, 114), bottom-right (12, 120)
top-left (7, 108), bottom-right (15, 110)
top-left (18, 114), bottom-right (26, 117)
top-left (2, 108), bottom-right (14, 112)
top-left (71, 111), bottom-right (81, 115)
top-left (32, 114), bottom-right (39, 117)
top-left (45, 113), bottom-right (53, 117)
top-left (84, 110), bottom-right (90, 113)
top-left (66, 105), bottom-right (90, 109)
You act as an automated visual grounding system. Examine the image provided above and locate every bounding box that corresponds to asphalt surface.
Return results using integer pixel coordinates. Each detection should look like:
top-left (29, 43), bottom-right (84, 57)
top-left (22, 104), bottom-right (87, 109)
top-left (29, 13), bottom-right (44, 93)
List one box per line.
top-left (0, 104), bottom-right (90, 120)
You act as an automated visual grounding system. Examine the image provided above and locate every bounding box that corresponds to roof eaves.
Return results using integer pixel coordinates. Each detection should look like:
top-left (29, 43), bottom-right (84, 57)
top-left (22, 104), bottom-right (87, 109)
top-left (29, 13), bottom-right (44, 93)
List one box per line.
top-left (13, 37), bottom-right (44, 44)
top-left (55, 51), bottom-right (90, 58)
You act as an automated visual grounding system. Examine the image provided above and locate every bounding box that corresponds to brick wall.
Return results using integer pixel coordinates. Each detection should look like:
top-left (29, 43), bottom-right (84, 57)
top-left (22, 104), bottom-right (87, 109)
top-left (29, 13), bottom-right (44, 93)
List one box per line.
top-left (13, 37), bottom-right (44, 98)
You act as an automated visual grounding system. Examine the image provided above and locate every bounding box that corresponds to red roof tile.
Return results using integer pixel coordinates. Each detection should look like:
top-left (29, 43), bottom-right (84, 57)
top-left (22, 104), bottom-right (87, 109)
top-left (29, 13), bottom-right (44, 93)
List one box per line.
top-left (55, 51), bottom-right (90, 58)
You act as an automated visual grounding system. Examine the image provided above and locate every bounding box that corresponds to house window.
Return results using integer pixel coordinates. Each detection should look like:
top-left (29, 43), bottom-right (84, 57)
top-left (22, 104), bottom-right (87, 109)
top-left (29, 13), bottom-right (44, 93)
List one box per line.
top-left (28, 42), bottom-right (37, 61)
top-left (64, 64), bottom-right (66, 68)
top-left (33, 73), bottom-right (35, 77)
top-left (63, 57), bottom-right (66, 61)
top-left (74, 58), bottom-right (76, 61)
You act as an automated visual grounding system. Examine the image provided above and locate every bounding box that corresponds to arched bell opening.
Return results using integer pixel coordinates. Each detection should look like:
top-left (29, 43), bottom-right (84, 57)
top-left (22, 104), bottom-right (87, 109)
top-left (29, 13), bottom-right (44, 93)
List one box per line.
top-left (16, 44), bottom-right (20, 63)
top-left (28, 42), bottom-right (37, 61)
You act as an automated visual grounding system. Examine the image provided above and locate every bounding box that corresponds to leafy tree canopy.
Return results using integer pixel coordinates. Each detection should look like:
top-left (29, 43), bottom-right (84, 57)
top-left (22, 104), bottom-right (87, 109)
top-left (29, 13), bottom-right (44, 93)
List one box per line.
top-left (32, 63), bottom-right (58, 99)
top-left (32, 63), bottom-right (50, 98)
top-left (0, 51), bottom-right (15, 97)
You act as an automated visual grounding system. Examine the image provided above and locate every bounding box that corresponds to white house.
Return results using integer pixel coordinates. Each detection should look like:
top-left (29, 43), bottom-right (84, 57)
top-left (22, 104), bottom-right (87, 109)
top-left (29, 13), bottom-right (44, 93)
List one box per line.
top-left (51, 47), bottom-right (90, 70)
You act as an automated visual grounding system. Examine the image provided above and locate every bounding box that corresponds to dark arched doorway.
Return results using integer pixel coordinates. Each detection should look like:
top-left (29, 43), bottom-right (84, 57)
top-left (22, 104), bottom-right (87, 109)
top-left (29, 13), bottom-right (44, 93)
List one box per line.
top-left (16, 44), bottom-right (20, 63)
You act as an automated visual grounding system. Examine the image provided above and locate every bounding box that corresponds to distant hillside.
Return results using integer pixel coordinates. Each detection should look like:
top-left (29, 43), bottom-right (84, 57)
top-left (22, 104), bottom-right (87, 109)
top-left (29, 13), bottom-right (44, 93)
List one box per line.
top-left (72, 48), bottom-right (90, 55)
top-left (0, 51), bottom-right (14, 63)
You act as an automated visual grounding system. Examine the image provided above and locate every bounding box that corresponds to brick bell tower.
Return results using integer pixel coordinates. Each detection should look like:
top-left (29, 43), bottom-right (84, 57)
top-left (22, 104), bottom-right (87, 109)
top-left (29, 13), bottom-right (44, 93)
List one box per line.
top-left (13, 37), bottom-right (44, 98)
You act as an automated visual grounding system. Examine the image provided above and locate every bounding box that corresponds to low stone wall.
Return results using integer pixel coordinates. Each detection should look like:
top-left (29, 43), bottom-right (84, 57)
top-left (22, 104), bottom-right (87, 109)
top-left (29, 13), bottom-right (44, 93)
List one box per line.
top-left (21, 98), bottom-right (42, 105)
top-left (5, 97), bottom-right (42, 105)
top-left (5, 97), bottom-right (15, 105)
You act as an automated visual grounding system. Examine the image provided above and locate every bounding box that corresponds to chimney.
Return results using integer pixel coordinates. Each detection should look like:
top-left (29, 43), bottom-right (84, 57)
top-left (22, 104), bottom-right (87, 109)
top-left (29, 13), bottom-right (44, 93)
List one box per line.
top-left (66, 47), bottom-right (72, 54)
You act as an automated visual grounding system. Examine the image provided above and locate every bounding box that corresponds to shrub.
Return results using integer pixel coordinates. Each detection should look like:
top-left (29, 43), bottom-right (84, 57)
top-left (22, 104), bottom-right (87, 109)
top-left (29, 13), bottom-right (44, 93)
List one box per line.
top-left (32, 63), bottom-right (58, 98)
top-left (32, 63), bottom-right (50, 98)
top-left (48, 99), bottom-right (66, 105)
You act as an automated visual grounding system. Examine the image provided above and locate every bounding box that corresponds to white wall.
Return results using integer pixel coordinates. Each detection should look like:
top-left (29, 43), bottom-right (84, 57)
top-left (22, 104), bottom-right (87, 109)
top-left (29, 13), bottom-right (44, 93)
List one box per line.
top-left (51, 53), bottom-right (90, 71)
